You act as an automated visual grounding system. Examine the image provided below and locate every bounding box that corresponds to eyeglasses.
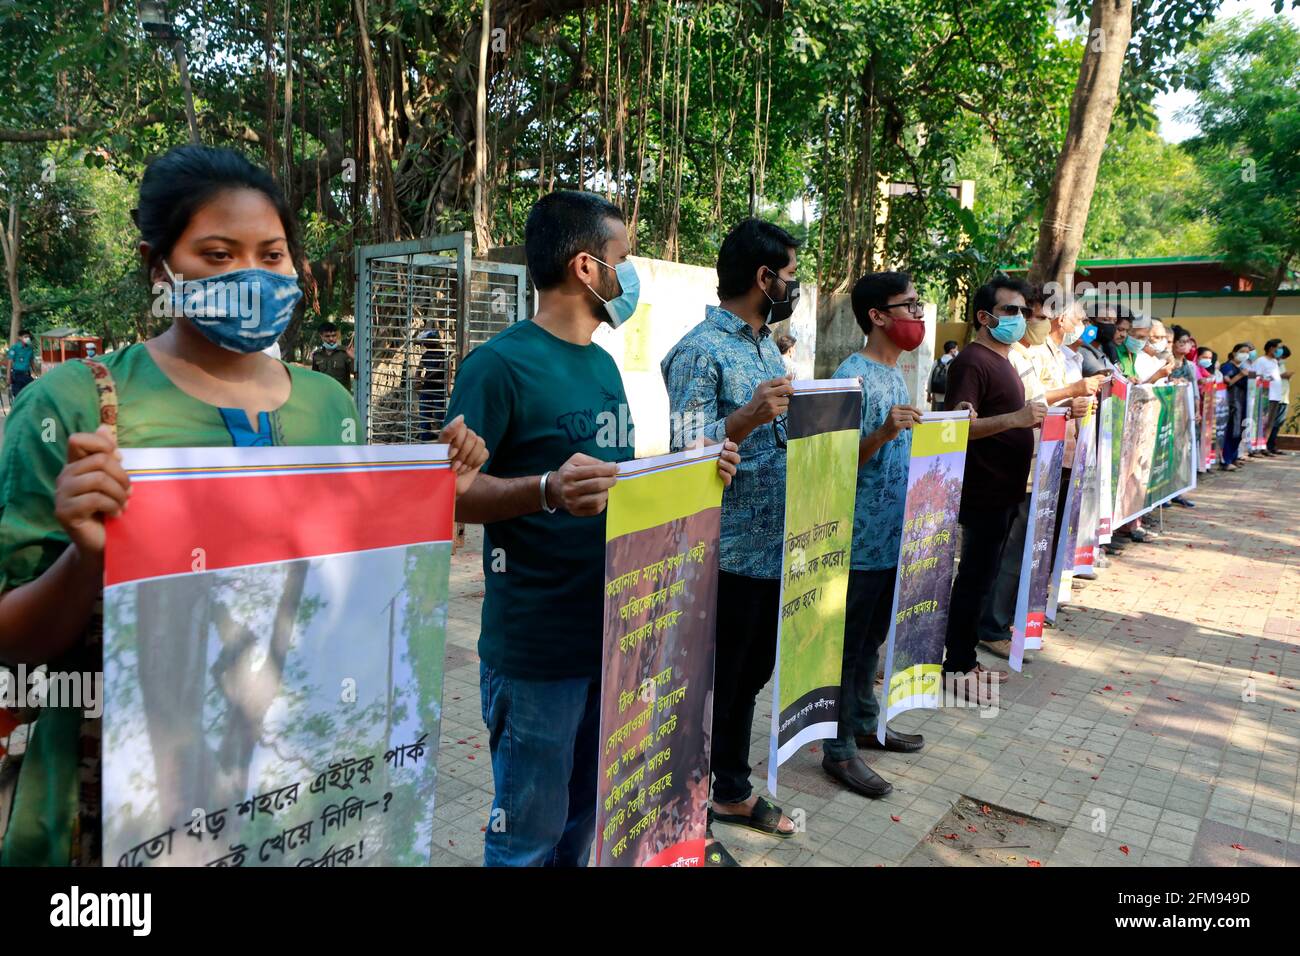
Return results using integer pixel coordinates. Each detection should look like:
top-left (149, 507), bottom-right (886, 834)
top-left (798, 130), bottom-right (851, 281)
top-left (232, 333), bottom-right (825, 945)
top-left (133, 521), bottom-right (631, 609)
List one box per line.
top-left (994, 305), bottom-right (1033, 318)
top-left (882, 299), bottom-right (924, 316)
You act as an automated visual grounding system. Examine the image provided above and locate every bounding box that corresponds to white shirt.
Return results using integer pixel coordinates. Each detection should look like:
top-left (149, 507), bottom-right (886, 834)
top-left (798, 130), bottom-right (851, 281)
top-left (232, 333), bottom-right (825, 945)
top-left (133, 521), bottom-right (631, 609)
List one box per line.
top-left (1135, 348), bottom-right (1165, 383)
top-left (1253, 355), bottom-right (1284, 402)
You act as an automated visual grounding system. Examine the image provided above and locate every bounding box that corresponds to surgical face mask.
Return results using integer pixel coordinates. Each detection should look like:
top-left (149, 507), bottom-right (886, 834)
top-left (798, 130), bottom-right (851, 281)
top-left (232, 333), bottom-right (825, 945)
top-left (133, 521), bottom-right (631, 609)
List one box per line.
top-left (1198, 358), bottom-right (1212, 369)
top-left (85, 347), bottom-right (96, 357)
top-left (985, 310), bottom-right (1026, 345)
top-left (1234, 351), bottom-right (1249, 363)
top-left (585, 255), bottom-right (641, 328)
top-left (323, 340), bottom-right (339, 350)
top-left (1062, 323), bottom-right (1084, 346)
top-left (1023, 318), bottom-right (1051, 346)
top-left (1249, 349), bottom-right (1258, 361)
top-left (164, 261), bottom-right (302, 353)
top-left (1148, 337), bottom-right (1167, 354)
top-left (763, 270), bottom-right (801, 325)
top-left (1126, 335), bottom-right (1145, 355)
top-left (1275, 348), bottom-right (1285, 358)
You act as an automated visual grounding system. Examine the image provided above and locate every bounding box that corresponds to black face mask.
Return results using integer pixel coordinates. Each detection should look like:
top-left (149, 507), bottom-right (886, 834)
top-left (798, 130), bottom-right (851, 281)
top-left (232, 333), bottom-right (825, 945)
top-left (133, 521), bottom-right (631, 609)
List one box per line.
top-left (763, 271), bottom-right (800, 324)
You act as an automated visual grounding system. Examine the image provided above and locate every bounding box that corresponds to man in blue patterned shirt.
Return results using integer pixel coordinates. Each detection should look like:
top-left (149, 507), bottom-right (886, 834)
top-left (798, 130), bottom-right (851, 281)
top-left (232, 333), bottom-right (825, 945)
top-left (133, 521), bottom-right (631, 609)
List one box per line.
top-left (661, 218), bottom-right (799, 856)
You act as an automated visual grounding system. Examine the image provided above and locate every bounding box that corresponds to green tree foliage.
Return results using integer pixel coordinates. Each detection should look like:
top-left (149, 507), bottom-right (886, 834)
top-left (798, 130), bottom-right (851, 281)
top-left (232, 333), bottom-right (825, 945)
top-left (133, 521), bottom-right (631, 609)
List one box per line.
top-left (1180, 14), bottom-right (1300, 308)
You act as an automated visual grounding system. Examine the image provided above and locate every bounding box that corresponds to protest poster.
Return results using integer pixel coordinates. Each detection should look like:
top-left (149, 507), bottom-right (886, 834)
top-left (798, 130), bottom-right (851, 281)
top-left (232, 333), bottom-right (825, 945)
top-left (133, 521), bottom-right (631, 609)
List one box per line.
top-left (102, 445), bottom-right (455, 867)
top-left (1143, 383), bottom-right (1197, 510)
top-left (1048, 401), bottom-right (1095, 620)
top-left (1252, 378), bottom-right (1270, 451)
top-left (878, 409), bottom-right (971, 733)
top-left (1113, 384), bottom-right (1163, 527)
top-left (1010, 407), bottom-right (1068, 671)
top-left (1199, 380), bottom-right (1217, 471)
top-left (1214, 381), bottom-right (1229, 459)
top-left (1072, 403), bottom-right (1101, 579)
top-left (596, 445), bottom-right (724, 868)
top-left (1096, 377), bottom-right (1125, 544)
top-left (768, 379), bottom-right (861, 792)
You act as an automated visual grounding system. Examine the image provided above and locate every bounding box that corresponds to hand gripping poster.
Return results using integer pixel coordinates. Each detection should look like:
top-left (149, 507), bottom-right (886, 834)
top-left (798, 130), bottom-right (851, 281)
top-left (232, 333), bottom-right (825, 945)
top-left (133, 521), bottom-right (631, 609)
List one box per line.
top-left (102, 445), bottom-right (454, 868)
top-left (597, 445), bottom-right (724, 867)
top-left (878, 409), bottom-right (971, 731)
top-left (1010, 407), bottom-right (1068, 671)
top-left (768, 379), bottom-right (861, 793)
top-left (1048, 402), bottom-right (1095, 620)
top-left (1096, 377), bottom-right (1125, 544)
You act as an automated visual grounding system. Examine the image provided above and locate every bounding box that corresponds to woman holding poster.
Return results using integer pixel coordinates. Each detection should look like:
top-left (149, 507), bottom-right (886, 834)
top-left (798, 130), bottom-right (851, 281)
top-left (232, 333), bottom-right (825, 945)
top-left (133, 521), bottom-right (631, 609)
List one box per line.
top-left (0, 146), bottom-right (488, 867)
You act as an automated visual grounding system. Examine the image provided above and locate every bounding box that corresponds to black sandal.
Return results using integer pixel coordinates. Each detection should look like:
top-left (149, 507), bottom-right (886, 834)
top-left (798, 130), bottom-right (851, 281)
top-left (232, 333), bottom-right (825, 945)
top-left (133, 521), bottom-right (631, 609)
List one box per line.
top-left (711, 796), bottom-right (795, 839)
top-left (705, 839), bottom-right (741, 866)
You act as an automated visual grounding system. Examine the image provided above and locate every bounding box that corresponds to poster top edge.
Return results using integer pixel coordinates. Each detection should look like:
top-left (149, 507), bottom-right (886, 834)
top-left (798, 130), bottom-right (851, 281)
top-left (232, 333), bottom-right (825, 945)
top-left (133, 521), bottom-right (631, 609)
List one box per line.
top-left (919, 410), bottom-right (972, 421)
top-left (791, 378), bottom-right (861, 394)
top-left (122, 443), bottom-right (453, 478)
top-left (616, 444), bottom-right (724, 478)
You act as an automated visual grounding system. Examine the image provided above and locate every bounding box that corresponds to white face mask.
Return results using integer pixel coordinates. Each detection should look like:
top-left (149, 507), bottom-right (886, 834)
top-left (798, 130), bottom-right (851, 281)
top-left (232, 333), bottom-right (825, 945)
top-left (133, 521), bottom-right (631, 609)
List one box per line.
top-left (1235, 351), bottom-right (1250, 363)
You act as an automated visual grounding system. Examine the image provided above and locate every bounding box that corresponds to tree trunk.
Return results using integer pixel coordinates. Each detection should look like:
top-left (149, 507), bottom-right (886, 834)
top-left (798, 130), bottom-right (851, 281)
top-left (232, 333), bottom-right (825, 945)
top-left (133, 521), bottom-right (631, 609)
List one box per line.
top-left (1028, 0), bottom-right (1132, 290)
top-left (1263, 252), bottom-right (1292, 316)
top-left (353, 0), bottom-right (403, 240)
top-left (473, 0), bottom-right (491, 253)
top-left (1, 198), bottom-right (21, 344)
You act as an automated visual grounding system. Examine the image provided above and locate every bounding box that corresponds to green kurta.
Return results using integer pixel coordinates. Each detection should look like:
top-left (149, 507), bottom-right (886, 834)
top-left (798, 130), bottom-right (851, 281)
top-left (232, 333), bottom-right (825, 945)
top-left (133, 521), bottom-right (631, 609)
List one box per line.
top-left (0, 343), bottom-right (359, 866)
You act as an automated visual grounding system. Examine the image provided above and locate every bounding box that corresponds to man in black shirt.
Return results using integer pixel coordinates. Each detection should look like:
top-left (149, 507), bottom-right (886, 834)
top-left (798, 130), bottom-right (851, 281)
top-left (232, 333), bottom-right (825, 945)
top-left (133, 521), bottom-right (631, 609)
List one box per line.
top-left (942, 276), bottom-right (1046, 701)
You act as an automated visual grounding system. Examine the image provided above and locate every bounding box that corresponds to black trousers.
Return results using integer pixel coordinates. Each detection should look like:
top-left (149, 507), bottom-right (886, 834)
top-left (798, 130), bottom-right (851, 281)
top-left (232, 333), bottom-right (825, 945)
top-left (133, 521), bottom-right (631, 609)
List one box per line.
top-left (711, 570), bottom-right (781, 804)
top-left (944, 503), bottom-right (1018, 673)
top-left (976, 469), bottom-right (1072, 646)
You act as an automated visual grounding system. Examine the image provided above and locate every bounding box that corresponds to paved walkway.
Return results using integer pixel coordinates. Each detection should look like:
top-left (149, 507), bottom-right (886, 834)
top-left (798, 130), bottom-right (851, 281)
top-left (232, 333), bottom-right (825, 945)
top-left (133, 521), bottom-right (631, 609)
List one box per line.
top-left (428, 454), bottom-right (1299, 867)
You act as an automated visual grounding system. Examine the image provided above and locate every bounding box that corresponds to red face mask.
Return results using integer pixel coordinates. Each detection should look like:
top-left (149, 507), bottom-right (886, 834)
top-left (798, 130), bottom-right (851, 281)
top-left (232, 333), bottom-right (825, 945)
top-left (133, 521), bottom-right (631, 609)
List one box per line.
top-left (882, 315), bottom-right (926, 352)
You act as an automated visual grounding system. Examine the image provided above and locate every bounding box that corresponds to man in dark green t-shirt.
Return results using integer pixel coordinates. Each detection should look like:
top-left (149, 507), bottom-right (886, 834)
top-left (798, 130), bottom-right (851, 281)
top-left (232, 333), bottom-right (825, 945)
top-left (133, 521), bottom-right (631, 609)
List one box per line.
top-left (450, 191), bottom-right (737, 868)
top-left (446, 191), bottom-right (639, 868)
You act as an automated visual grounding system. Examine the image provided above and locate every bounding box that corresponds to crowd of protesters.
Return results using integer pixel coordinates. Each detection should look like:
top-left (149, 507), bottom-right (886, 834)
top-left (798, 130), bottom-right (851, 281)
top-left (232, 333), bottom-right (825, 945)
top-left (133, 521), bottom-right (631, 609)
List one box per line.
top-left (0, 151), bottom-right (1291, 868)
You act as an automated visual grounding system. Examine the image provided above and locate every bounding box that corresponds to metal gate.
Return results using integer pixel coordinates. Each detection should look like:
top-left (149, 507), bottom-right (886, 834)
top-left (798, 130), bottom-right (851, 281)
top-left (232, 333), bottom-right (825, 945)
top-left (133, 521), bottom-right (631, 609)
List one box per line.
top-left (354, 233), bottom-right (530, 443)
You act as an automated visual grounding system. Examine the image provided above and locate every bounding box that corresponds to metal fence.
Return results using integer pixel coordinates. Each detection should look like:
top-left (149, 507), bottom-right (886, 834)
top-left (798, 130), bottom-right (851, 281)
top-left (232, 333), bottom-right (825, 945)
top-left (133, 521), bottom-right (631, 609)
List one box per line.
top-left (354, 233), bottom-right (529, 443)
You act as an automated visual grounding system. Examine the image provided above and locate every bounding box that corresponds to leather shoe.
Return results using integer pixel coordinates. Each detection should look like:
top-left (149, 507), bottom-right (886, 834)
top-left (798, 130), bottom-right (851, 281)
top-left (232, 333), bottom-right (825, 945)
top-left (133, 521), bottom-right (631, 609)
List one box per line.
top-left (822, 755), bottom-right (893, 798)
top-left (857, 727), bottom-right (924, 753)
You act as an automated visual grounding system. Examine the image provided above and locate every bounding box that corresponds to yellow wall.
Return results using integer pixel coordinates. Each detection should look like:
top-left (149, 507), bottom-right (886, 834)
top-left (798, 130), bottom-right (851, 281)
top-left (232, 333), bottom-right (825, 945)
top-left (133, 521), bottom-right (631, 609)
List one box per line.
top-left (1171, 314), bottom-right (1300, 367)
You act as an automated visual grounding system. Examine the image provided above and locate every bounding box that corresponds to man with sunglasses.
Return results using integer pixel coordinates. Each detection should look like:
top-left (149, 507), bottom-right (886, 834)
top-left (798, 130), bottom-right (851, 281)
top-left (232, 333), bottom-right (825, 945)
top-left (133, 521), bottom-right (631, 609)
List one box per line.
top-left (662, 217), bottom-right (800, 860)
top-left (942, 275), bottom-right (1046, 702)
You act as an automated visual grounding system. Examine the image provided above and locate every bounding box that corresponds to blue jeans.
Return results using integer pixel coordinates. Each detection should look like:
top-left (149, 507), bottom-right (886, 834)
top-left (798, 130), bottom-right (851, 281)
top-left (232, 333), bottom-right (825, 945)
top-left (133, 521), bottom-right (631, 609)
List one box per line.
top-left (479, 662), bottom-right (601, 867)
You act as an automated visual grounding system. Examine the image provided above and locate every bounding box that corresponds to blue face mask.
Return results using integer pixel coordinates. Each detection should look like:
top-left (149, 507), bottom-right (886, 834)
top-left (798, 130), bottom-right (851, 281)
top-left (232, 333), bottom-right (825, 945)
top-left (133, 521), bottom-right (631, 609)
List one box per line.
top-left (985, 310), bottom-right (1026, 345)
top-left (1275, 348), bottom-right (1285, 358)
top-left (586, 256), bottom-right (641, 328)
top-left (1125, 335), bottom-right (1145, 355)
top-left (1198, 358), bottom-right (1212, 368)
top-left (165, 262), bottom-right (302, 353)
top-left (1248, 349), bottom-right (1258, 361)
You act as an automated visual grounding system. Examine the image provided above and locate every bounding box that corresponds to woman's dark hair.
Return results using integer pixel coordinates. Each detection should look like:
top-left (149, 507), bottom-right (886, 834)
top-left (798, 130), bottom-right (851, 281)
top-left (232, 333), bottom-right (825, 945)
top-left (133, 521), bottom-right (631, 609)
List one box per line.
top-left (851, 271), bottom-right (912, 336)
top-left (1171, 324), bottom-right (1192, 342)
top-left (1096, 321), bottom-right (1119, 362)
top-left (133, 145), bottom-right (304, 276)
top-left (1264, 338), bottom-right (1282, 353)
top-left (716, 218), bottom-right (800, 300)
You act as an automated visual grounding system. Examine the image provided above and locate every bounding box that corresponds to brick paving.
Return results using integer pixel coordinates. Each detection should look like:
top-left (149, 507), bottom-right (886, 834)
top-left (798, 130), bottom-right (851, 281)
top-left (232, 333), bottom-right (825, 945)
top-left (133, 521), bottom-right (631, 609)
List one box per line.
top-left (428, 454), bottom-right (1299, 866)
